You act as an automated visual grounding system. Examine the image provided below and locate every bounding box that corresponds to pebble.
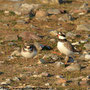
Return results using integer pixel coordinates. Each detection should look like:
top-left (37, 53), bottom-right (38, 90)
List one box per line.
top-left (55, 75), bottom-right (64, 79)
top-left (40, 72), bottom-right (51, 77)
top-left (43, 54), bottom-right (59, 60)
top-left (55, 78), bottom-right (66, 85)
top-left (66, 32), bottom-right (76, 38)
top-left (58, 13), bottom-right (74, 22)
top-left (65, 63), bottom-right (81, 71)
top-left (19, 31), bottom-right (41, 41)
top-left (16, 20), bottom-right (26, 24)
top-left (9, 0), bottom-right (24, 1)
top-left (62, 83), bottom-right (67, 86)
top-left (12, 77), bottom-right (20, 82)
top-left (8, 42), bottom-right (16, 46)
top-left (40, 0), bottom-right (63, 4)
top-left (49, 30), bottom-right (58, 36)
top-left (85, 54), bottom-right (90, 60)
top-left (45, 83), bottom-right (50, 86)
top-left (55, 61), bottom-right (65, 67)
top-left (4, 11), bottom-right (9, 14)
top-left (38, 59), bottom-right (46, 64)
top-left (47, 9), bottom-right (60, 15)
top-left (1, 79), bottom-right (12, 85)
top-left (50, 39), bottom-right (56, 42)
top-left (80, 40), bottom-right (88, 43)
top-left (14, 11), bottom-right (21, 15)
top-left (84, 43), bottom-right (90, 50)
top-left (4, 34), bottom-right (18, 41)
top-left (77, 24), bottom-right (90, 31)
top-left (35, 10), bottom-right (48, 19)
top-left (72, 42), bottom-right (80, 45)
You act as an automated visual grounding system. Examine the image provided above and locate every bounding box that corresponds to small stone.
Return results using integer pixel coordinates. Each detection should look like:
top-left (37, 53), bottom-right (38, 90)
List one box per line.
top-left (16, 20), bottom-right (26, 24)
top-left (4, 34), bottom-right (18, 41)
top-left (50, 39), bottom-right (56, 42)
top-left (77, 24), bottom-right (90, 31)
top-left (12, 77), bottom-right (20, 82)
top-left (56, 78), bottom-right (66, 85)
top-left (65, 63), bottom-right (81, 71)
top-left (20, 3), bottom-right (41, 14)
top-left (85, 54), bottom-right (90, 60)
top-left (45, 83), bottom-right (50, 86)
top-left (1, 79), bottom-right (12, 85)
top-left (8, 42), bottom-right (16, 46)
top-left (49, 30), bottom-right (58, 36)
top-left (84, 43), bottom-right (90, 50)
top-left (55, 61), bottom-right (65, 67)
top-left (80, 40), bottom-right (88, 43)
top-left (38, 59), bottom-right (46, 64)
top-left (72, 42), bottom-right (80, 45)
top-left (55, 75), bottom-right (64, 79)
top-left (14, 11), bottom-right (21, 15)
top-left (35, 10), bottom-right (48, 19)
top-left (8, 56), bottom-right (15, 60)
top-left (47, 9), bottom-right (60, 15)
top-left (19, 31), bottom-right (40, 41)
top-left (62, 83), bottom-right (67, 86)
top-left (4, 11), bottom-right (9, 14)
top-left (40, 0), bottom-right (63, 4)
top-left (9, 0), bottom-right (24, 1)
top-left (66, 32), bottom-right (76, 38)
top-left (58, 14), bottom-right (74, 22)
top-left (40, 72), bottom-right (51, 77)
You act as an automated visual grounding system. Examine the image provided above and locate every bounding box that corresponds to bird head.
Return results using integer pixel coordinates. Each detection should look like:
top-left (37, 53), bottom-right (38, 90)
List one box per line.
top-left (57, 32), bottom-right (66, 40)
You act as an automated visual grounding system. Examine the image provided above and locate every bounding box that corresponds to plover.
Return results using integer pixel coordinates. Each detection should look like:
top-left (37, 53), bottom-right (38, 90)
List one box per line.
top-left (21, 43), bottom-right (37, 58)
top-left (57, 32), bottom-right (75, 64)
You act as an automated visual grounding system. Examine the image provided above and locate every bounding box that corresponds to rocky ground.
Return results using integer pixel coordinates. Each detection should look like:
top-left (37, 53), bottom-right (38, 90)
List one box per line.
top-left (0, 0), bottom-right (90, 89)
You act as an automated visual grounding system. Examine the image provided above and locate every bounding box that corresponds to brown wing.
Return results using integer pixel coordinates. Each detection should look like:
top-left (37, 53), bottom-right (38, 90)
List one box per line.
top-left (64, 41), bottom-right (74, 52)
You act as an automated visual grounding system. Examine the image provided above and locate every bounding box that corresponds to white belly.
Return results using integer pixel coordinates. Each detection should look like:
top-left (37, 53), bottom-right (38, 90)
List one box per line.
top-left (57, 42), bottom-right (73, 56)
top-left (21, 50), bottom-right (37, 58)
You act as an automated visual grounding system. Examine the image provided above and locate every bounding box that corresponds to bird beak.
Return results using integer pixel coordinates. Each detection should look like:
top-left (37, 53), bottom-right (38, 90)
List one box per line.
top-left (57, 34), bottom-right (59, 37)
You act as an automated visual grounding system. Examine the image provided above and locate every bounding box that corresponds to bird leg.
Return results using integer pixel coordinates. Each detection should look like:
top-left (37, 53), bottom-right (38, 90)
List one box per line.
top-left (65, 56), bottom-right (69, 64)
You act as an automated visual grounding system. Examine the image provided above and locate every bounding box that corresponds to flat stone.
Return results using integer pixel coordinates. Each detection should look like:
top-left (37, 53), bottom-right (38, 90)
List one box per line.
top-left (49, 30), bottom-right (58, 36)
top-left (85, 54), bottom-right (90, 60)
top-left (19, 31), bottom-right (41, 41)
top-left (84, 43), bottom-right (90, 50)
top-left (40, 0), bottom-right (63, 4)
top-left (38, 59), bottom-right (46, 64)
top-left (12, 77), bottom-right (20, 82)
top-left (66, 32), bottom-right (76, 38)
top-left (58, 14), bottom-right (74, 22)
top-left (9, 0), bottom-right (24, 1)
top-left (35, 10), bottom-right (48, 19)
top-left (47, 9), bottom-right (60, 15)
top-left (65, 63), bottom-right (81, 71)
top-left (56, 78), bottom-right (66, 84)
top-left (4, 34), bottom-right (18, 41)
top-left (77, 24), bottom-right (90, 31)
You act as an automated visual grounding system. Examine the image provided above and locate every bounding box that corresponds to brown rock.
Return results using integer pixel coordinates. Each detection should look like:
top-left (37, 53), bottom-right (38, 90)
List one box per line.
top-left (35, 10), bottom-right (48, 18)
top-left (56, 78), bottom-right (66, 84)
top-left (4, 34), bottom-right (18, 41)
top-left (19, 31), bottom-right (40, 41)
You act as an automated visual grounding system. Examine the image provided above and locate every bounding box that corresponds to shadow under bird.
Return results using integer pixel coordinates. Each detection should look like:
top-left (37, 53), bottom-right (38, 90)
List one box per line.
top-left (57, 32), bottom-right (76, 64)
top-left (21, 43), bottom-right (37, 58)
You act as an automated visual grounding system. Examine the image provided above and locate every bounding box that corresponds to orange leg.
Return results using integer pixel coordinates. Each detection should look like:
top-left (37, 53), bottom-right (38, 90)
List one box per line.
top-left (65, 56), bottom-right (69, 64)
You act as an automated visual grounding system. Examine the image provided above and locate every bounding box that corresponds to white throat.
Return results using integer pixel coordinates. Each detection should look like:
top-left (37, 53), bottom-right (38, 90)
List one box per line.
top-left (59, 36), bottom-right (66, 39)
